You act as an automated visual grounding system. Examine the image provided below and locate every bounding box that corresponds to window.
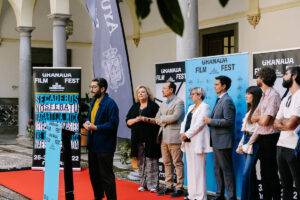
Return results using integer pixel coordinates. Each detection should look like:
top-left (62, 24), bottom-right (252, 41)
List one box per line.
top-left (31, 48), bottom-right (72, 67)
top-left (199, 23), bottom-right (238, 57)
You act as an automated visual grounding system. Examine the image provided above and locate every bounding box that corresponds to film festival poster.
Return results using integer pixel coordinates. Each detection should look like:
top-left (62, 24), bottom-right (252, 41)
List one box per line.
top-left (32, 67), bottom-right (81, 170)
top-left (185, 53), bottom-right (249, 197)
top-left (253, 48), bottom-right (300, 97)
top-left (155, 61), bottom-right (186, 182)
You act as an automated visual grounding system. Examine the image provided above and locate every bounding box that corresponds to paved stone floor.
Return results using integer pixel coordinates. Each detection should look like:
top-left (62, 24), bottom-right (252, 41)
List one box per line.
top-left (0, 133), bottom-right (216, 200)
top-left (0, 132), bottom-right (133, 200)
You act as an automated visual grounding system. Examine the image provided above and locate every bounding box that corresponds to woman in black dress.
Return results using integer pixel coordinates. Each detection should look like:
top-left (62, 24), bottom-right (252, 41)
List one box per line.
top-left (126, 85), bottom-right (161, 192)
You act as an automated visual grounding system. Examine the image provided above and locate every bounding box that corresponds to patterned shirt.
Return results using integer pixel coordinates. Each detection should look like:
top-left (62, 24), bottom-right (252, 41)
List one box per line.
top-left (254, 87), bottom-right (281, 135)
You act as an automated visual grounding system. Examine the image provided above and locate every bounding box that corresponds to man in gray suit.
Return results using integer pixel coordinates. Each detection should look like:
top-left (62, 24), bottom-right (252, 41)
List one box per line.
top-left (203, 75), bottom-right (236, 200)
top-left (155, 81), bottom-right (185, 198)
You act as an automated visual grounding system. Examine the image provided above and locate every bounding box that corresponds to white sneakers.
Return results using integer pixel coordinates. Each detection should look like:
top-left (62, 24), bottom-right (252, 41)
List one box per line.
top-left (149, 188), bottom-right (158, 193)
top-left (138, 186), bottom-right (157, 193)
top-left (138, 186), bottom-right (146, 192)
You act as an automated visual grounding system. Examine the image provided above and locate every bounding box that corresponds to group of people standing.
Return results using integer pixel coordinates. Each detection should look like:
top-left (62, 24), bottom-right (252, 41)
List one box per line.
top-left (83, 65), bottom-right (300, 200)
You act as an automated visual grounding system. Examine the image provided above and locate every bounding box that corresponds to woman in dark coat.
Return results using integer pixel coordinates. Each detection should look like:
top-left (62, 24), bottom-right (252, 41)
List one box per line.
top-left (126, 85), bottom-right (161, 192)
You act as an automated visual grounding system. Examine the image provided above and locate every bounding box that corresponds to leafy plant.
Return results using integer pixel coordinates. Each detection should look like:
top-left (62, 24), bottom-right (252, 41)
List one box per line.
top-left (120, 140), bottom-right (131, 164)
top-left (26, 119), bottom-right (34, 139)
top-left (135, 0), bottom-right (229, 36)
top-left (79, 92), bottom-right (92, 128)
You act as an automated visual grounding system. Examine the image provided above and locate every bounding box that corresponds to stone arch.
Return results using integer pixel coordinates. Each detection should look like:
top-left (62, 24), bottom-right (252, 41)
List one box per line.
top-left (7, 0), bottom-right (36, 27)
top-left (50, 0), bottom-right (70, 15)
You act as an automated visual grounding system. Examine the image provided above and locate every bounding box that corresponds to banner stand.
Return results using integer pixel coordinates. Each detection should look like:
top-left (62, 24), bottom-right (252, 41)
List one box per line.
top-left (62, 129), bottom-right (75, 200)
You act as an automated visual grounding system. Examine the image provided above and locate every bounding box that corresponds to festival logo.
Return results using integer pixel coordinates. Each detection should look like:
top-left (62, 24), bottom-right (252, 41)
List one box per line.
top-left (102, 47), bottom-right (125, 91)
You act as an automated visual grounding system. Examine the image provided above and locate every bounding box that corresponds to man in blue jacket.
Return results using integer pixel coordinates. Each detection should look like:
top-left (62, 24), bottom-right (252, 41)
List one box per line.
top-left (203, 76), bottom-right (236, 200)
top-left (83, 77), bottom-right (119, 200)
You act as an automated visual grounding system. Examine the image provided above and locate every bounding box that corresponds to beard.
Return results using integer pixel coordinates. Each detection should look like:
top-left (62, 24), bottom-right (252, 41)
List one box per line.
top-left (282, 77), bottom-right (293, 88)
top-left (92, 91), bottom-right (101, 99)
top-left (257, 80), bottom-right (262, 87)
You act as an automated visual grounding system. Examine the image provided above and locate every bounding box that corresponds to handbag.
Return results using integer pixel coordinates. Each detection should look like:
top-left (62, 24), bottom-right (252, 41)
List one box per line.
top-left (242, 143), bottom-right (253, 154)
top-left (156, 130), bottom-right (162, 144)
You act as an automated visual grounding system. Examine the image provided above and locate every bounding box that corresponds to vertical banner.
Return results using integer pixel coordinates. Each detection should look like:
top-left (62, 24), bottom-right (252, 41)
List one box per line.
top-left (32, 67), bottom-right (81, 170)
top-left (86, 0), bottom-right (133, 138)
top-left (155, 61), bottom-right (185, 182)
top-left (253, 48), bottom-right (299, 198)
top-left (185, 53), bottom-right (249, 198)
top-left (43, 122), bottom-right (62, 200)
top-left (253, 48), bottom-right (300, 97)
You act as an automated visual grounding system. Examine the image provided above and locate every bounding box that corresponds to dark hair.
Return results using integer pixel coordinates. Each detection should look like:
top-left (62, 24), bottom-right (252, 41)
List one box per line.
top-left (92, 77), bottom-right (108, 92)
top-left (287, 65), bottom-right (300, 85)
top-left (215, 76), bottom-right (231, 91)
top-left (246, 86), bottom-right (262, 123)
top-left (256, 67), bottom-right (276, 87)
top-left (167, 81), bottom-right (176, 94)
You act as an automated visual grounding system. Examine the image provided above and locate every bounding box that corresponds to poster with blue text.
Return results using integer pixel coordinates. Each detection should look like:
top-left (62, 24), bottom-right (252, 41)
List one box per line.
top-left (32, 67), bottom-right (81, 170)
top-left (185, 53), bottom-right (249, 198)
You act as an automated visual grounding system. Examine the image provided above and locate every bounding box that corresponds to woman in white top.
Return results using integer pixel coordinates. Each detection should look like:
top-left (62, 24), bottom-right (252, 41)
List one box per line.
top-left (180, 87), bottom-right (212, 200)
top-left (236, 86), bottom-right (262, 200)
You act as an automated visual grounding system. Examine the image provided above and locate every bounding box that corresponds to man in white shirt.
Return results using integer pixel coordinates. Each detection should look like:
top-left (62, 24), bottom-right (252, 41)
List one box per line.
top-left (274, 66), bottom-right (300, 200)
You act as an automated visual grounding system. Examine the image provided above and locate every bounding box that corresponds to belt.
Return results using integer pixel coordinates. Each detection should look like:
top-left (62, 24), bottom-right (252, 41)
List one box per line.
top-left (244, 131), bottom-right (253, 136)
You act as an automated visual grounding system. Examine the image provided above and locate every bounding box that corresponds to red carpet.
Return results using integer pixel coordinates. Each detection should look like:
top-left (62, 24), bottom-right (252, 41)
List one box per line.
top-left (0, 169), bottom-right (184, 200)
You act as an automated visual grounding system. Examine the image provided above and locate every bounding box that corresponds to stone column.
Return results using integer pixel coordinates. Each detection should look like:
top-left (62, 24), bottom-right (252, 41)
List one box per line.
top-left (49, 14), bottom-right (70, 67)
top-left (176, 0), bottom-right (199, 60)
top-left (16, 26), bottom-right (35, 138)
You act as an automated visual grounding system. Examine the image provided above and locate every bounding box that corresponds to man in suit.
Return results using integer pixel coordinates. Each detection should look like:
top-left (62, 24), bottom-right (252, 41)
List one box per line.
top-left (83, 78), bottom-right (119, 200)
top-left (203, 75), bottom-right (236, 200)
top-left (155, 81), bottom-right (185, 198)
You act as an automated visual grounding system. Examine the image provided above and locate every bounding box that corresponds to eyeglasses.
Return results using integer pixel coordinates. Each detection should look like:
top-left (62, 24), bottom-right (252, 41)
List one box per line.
top-left (190, 93), bottom-right (198, 97)
top-left (286, 95), bottom-right (292, 108)
top-left (89, 85), bottom-right (98, 89)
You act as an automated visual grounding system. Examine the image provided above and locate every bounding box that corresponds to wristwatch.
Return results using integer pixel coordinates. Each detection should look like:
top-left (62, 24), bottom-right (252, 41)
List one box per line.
top-left (148, 118), bottom-right (151, 123)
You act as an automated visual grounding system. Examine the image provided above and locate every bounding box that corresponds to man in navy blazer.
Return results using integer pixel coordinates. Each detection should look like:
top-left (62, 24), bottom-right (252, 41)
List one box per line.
top-left (203, 75), bottom-right (236, 200)
top-left (83, 77), bottom-right (119, 200)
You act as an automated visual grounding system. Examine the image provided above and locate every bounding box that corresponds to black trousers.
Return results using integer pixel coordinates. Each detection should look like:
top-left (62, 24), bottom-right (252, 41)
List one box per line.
top-left (257, 133), bottom-right (280, 200)
top-left (277, 146), bottom-right (300, 200)
top-left (88, 151), bottom-right (117, 200)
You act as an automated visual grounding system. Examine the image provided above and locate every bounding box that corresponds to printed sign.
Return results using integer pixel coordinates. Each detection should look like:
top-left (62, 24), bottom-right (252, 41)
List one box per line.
top-left (86, 0), bottom-right (133, 139)
top-left (155, 61), bottom-right (186, 182)
top-left (32, 67), bottom-right (81, 170)
top-left (253, 48), bottom-right (300, 97)
top-left (185, 53), bottom-right (250, 197)
top-left (43, 122), bottom-right (62, 200)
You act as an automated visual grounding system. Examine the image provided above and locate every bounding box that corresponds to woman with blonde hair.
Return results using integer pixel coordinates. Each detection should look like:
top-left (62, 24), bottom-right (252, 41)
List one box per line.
top-left (180, 87), bottom-right (212, 200)
top-left (126, 85), bottom-right (161, 192)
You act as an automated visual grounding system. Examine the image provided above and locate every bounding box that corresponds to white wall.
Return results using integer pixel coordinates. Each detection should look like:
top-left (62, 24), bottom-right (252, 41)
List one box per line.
top-left (2, 0), bottom-right (300, 99)
top-left (119, 0), bottom-right (300, 94)
top-left (0, 0), bottom-right (93, 98)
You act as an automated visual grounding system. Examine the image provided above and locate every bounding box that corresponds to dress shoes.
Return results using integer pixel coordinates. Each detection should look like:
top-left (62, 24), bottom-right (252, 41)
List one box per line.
top-left (213, 196), bottom-right (225, 200)
top-left (157, 187), bottom-right (174, 196)
top-left (170, 189), bottom-right (184, 198)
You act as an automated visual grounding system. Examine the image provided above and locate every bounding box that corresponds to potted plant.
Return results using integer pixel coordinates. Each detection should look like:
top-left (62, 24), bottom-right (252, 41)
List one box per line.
top-left (79, 92), bottom-right (92, 146)
top-left (26, 119), bottom-right (35, 139)
top-left (119, 139), bottom-right (131, 165)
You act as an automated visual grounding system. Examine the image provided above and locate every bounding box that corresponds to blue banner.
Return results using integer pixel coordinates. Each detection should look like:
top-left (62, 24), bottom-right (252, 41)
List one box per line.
top-left (185, 53), bottom-right (249, 197)
top-left (43, 122), bottom-right (62, 200)
top-left (86, 0), bottom-right (133, 138)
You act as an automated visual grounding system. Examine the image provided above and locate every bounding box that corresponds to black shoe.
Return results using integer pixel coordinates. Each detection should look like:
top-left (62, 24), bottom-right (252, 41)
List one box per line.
top-left (157, 187), bottom-right (174, 196)
top-left (213, 196), bottom-right (225, 200)
top-left (170, 190), bottom-right (184, 198)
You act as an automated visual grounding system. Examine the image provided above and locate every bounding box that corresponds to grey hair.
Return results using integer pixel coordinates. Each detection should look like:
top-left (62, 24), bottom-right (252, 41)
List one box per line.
top-left (190, 87), bottom-right (206, 100)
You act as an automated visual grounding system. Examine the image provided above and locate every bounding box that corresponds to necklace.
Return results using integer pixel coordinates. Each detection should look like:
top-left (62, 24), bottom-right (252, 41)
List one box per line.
top-left (139, 103), bottom-right (147, 116)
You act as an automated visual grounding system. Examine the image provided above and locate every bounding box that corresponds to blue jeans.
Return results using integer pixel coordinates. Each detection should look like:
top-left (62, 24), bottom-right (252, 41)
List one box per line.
top-left (241, 135), bottom-right (259, 200)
